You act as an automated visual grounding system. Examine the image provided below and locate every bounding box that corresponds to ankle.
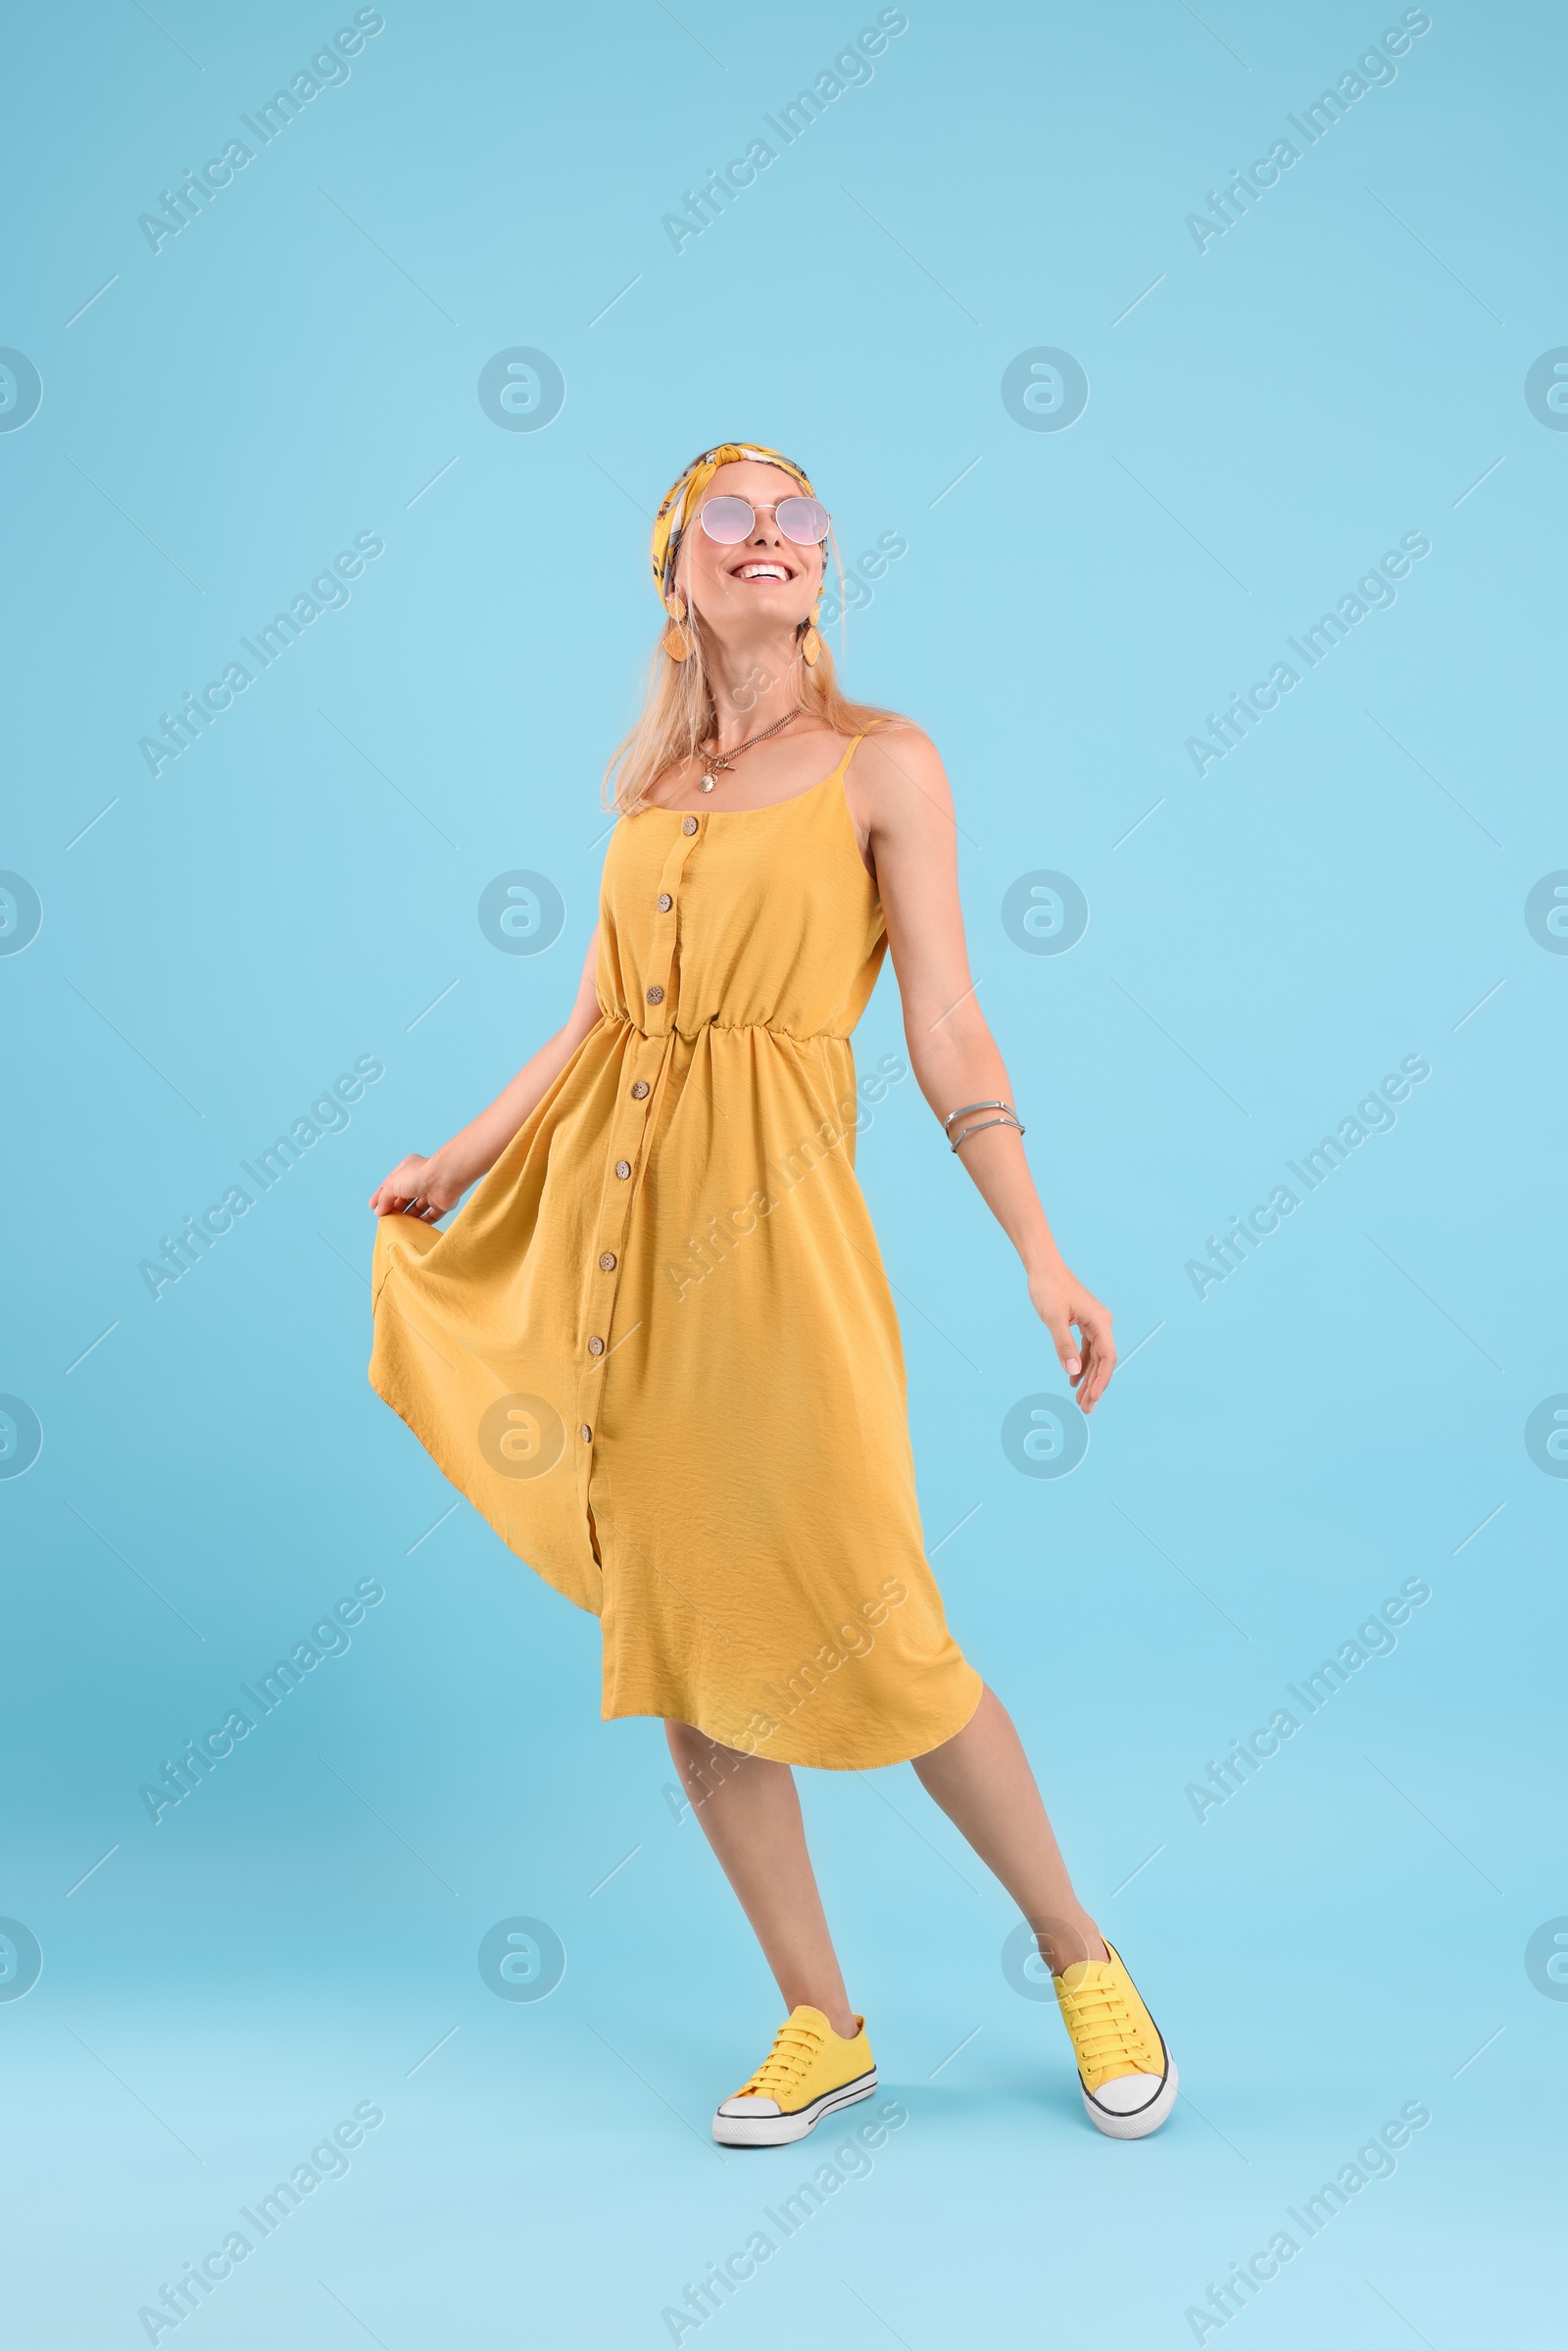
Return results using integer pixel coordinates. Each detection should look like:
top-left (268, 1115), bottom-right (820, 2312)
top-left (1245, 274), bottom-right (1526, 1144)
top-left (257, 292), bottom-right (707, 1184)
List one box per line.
top-left (782, 1986), bottom-right (858, 2038)
top-left (1036, 1916), bottom-right (1107, 1974)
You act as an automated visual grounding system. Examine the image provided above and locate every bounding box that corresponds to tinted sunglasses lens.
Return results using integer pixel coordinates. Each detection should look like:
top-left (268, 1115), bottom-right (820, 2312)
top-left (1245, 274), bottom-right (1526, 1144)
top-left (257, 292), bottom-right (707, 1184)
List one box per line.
top-left (700, 496), bottom-right (754, 543)
top-left (777, 496), bottom-right (830, 545)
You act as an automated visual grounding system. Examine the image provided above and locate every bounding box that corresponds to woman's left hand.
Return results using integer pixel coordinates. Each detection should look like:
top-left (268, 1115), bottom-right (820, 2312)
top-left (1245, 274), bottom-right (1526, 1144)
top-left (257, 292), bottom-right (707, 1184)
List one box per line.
top-left (1028, 1261), bottom-right (1116, 1413)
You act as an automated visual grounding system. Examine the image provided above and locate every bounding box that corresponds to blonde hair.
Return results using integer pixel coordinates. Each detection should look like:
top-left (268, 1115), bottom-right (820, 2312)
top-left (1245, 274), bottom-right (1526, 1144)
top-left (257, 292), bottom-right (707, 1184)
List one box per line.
top-left (604, 533), bottom-right (902, 815)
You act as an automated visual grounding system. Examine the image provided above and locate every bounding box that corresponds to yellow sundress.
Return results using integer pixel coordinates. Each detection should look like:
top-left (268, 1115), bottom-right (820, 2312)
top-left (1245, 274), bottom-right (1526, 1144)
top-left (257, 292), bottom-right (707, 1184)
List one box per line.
top-left (369, 734), bottom-right (983, 1768)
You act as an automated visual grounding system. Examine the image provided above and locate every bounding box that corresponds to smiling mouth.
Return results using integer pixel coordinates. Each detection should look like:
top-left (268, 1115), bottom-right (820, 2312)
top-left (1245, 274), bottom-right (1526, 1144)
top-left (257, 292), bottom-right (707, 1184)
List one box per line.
top-left (732, 562), bottom-right (792, 583)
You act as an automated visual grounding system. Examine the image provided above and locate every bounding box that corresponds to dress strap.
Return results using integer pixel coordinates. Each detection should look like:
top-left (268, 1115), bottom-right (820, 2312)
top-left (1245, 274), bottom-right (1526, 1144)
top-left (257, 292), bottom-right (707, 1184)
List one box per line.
top-left (832, 731), bottom-right (866, 792)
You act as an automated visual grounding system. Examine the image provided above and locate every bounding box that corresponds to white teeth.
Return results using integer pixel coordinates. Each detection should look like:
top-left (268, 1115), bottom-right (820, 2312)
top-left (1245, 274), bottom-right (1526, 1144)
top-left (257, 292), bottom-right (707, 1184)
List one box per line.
top-left (738, 563), bottom-right (787, 581)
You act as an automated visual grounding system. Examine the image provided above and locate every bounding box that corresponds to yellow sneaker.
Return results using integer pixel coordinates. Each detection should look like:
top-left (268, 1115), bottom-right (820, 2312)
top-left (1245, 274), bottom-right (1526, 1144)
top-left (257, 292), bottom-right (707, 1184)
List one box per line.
top-left (1053, 1938), bottom-right (1176, 2139)
top-left (712, 2006), bottom-right (878, 2147)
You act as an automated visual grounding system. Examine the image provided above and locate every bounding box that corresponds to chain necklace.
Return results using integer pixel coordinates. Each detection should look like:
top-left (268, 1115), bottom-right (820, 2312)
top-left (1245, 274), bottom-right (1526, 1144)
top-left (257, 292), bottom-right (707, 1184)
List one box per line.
top-left (697, 705), bottom-right (805, 793)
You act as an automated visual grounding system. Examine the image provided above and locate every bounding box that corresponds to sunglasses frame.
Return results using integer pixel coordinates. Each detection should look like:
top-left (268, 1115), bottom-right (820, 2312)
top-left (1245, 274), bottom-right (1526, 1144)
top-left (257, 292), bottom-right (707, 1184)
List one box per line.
top-left (697, 494), bottom-right (832, 549)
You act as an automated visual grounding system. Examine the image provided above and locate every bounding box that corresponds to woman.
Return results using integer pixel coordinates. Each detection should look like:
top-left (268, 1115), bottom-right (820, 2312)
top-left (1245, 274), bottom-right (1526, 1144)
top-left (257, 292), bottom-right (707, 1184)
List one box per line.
top-left (368, 441), bottom-right (1175, 2145)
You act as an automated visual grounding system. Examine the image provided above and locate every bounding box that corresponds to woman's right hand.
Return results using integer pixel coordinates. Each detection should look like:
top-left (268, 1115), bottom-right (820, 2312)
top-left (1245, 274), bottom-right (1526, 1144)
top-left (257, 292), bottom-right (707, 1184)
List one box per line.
top-left (368, 1151), bottom-right (464, 1222)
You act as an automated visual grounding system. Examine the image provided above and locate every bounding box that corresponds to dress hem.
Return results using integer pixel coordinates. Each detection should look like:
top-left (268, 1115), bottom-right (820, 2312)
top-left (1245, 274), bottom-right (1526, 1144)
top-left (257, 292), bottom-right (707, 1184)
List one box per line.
top-left (601, 1669), bottom-right (986, 1773)
top-left (366, 1359), bottom-right (604, 1621)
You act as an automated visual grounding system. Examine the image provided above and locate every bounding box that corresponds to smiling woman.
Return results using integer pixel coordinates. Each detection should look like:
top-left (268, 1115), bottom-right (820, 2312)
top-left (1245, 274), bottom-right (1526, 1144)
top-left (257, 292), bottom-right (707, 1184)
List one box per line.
top-left (608, 444), bottom-right (898, 815)
top-left (367, 434), bottom-right (1176, 2153)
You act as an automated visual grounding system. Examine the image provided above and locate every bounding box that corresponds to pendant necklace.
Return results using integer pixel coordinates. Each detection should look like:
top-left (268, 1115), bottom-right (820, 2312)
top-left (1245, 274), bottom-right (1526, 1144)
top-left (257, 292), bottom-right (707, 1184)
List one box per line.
top-left (698, 706), bottom-right (805, 793)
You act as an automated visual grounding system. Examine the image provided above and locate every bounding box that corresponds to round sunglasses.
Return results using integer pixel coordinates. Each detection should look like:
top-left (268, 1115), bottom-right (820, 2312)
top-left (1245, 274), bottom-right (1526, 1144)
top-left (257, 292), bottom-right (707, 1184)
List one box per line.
top-left (698, 494), bottom-right (830, 547)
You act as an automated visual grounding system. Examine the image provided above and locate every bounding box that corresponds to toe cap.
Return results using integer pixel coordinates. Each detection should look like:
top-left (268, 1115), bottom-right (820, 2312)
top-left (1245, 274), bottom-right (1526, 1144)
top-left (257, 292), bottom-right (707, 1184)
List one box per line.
top-left (716, 2093), bottom-right (781, 2118)
top-left (1088, 2070), bottom-right (1167, 2117)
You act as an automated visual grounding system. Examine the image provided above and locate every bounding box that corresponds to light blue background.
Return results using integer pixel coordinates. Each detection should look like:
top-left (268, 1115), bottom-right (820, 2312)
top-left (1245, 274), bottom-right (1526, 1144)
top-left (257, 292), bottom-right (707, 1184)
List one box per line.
top-left (3, 3), bottom-right (1563, 2343)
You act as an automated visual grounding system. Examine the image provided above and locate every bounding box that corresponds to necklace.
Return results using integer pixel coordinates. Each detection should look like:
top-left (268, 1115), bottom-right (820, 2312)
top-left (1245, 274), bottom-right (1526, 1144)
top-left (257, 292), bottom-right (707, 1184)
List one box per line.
top-left (698, 706), bottom-right (805, 792)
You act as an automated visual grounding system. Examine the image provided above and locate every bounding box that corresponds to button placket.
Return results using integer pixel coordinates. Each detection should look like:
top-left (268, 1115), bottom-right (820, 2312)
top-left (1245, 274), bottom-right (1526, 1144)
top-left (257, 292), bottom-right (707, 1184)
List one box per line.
top-left (577, 1034), bottom-right (662, 1482)
top-left (638, 818), bottom-right (704, 1040)
top-left (575, 1048), bottom-right (658, 1486)
top-left (577, 816), bottom-right (705, 1506)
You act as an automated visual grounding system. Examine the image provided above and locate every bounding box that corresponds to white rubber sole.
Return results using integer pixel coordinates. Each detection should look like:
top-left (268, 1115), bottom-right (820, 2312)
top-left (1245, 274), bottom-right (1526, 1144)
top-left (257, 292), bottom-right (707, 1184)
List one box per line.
top-left (1082, 2055), bottom-right (1178, 2140)
top-left (712, 2068), bottom-right (878, 2147)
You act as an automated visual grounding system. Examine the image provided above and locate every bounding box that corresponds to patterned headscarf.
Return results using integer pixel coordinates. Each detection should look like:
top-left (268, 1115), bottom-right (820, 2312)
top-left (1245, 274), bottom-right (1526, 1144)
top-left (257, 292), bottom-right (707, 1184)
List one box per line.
top-left (649, 441), bottom-right (819, 604)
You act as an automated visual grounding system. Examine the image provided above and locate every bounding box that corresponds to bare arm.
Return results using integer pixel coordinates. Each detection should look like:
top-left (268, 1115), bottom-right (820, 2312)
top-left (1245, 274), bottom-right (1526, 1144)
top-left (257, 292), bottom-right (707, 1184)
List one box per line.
top-left (368, 926), bottom-right (603, 1221)
top-left (850, 730), bottom-right (1115, 1412)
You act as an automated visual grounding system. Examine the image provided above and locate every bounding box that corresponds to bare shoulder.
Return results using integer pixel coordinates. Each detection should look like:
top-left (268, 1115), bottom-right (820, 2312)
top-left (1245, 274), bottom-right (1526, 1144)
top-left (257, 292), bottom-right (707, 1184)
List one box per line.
top-left (851, 721), bottom-right (953, 831)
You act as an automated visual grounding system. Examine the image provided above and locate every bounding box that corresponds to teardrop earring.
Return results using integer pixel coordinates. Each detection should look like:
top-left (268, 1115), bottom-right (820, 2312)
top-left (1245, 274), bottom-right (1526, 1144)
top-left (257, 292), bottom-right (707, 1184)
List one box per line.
top-left (662, 594), bottom-right (692, 661)
top-left (799, 609), bottom-right (823, 667)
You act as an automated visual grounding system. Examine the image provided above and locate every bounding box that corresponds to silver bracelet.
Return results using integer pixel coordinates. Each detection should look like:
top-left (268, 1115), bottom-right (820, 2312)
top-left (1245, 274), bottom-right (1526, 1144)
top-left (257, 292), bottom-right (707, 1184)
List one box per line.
top-left (944, 1099), bottom-right (1025, 1152)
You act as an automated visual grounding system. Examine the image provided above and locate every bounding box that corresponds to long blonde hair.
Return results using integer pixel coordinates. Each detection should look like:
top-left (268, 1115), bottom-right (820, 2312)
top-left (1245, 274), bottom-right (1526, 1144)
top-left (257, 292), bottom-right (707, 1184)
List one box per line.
top-left (604, 532), bottom-right (902, 815)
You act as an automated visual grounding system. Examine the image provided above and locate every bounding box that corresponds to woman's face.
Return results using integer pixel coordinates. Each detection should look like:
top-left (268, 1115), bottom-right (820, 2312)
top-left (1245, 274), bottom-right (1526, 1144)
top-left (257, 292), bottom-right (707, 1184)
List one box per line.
top-left (676, 460), bottom-right (826, 647)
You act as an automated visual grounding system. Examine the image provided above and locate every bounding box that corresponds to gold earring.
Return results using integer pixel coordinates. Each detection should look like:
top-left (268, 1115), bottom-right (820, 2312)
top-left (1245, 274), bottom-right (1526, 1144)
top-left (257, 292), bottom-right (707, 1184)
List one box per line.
top-left (800, 612), bottom-right (822, 666)
top-left (662, 594), bottom-right (691, 661)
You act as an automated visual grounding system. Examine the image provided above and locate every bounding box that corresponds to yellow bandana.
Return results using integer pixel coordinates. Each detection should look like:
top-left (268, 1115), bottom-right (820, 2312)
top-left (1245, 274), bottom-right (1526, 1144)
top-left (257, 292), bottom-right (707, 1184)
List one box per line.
top-left (650, 441), bottom-right (818, 603)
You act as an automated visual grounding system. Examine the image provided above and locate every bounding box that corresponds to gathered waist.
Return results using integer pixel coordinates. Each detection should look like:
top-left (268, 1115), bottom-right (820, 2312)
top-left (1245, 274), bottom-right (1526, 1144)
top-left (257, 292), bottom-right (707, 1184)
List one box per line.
top-left (599, 1007), bottom-right (852, 1047)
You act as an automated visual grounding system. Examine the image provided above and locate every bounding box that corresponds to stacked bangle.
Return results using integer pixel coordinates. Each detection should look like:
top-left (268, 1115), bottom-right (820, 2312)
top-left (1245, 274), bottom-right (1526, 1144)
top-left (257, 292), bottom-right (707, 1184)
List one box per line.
top-left (944, 1100), bottom-right (1025, 1152)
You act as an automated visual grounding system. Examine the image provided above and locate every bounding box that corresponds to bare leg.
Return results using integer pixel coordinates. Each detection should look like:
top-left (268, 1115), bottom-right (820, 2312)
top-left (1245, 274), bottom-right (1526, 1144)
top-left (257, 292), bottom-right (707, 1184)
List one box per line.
top-left (666, 1721), bottom-right (859, 2038)
top-left (910, 1687), bottom-right (1108, 1974)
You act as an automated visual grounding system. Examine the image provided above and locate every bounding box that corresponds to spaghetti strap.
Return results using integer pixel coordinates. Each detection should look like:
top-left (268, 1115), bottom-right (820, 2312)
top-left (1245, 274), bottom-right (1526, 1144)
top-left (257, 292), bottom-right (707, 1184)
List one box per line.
top-left (834, 729), bottom-right (867, 797)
